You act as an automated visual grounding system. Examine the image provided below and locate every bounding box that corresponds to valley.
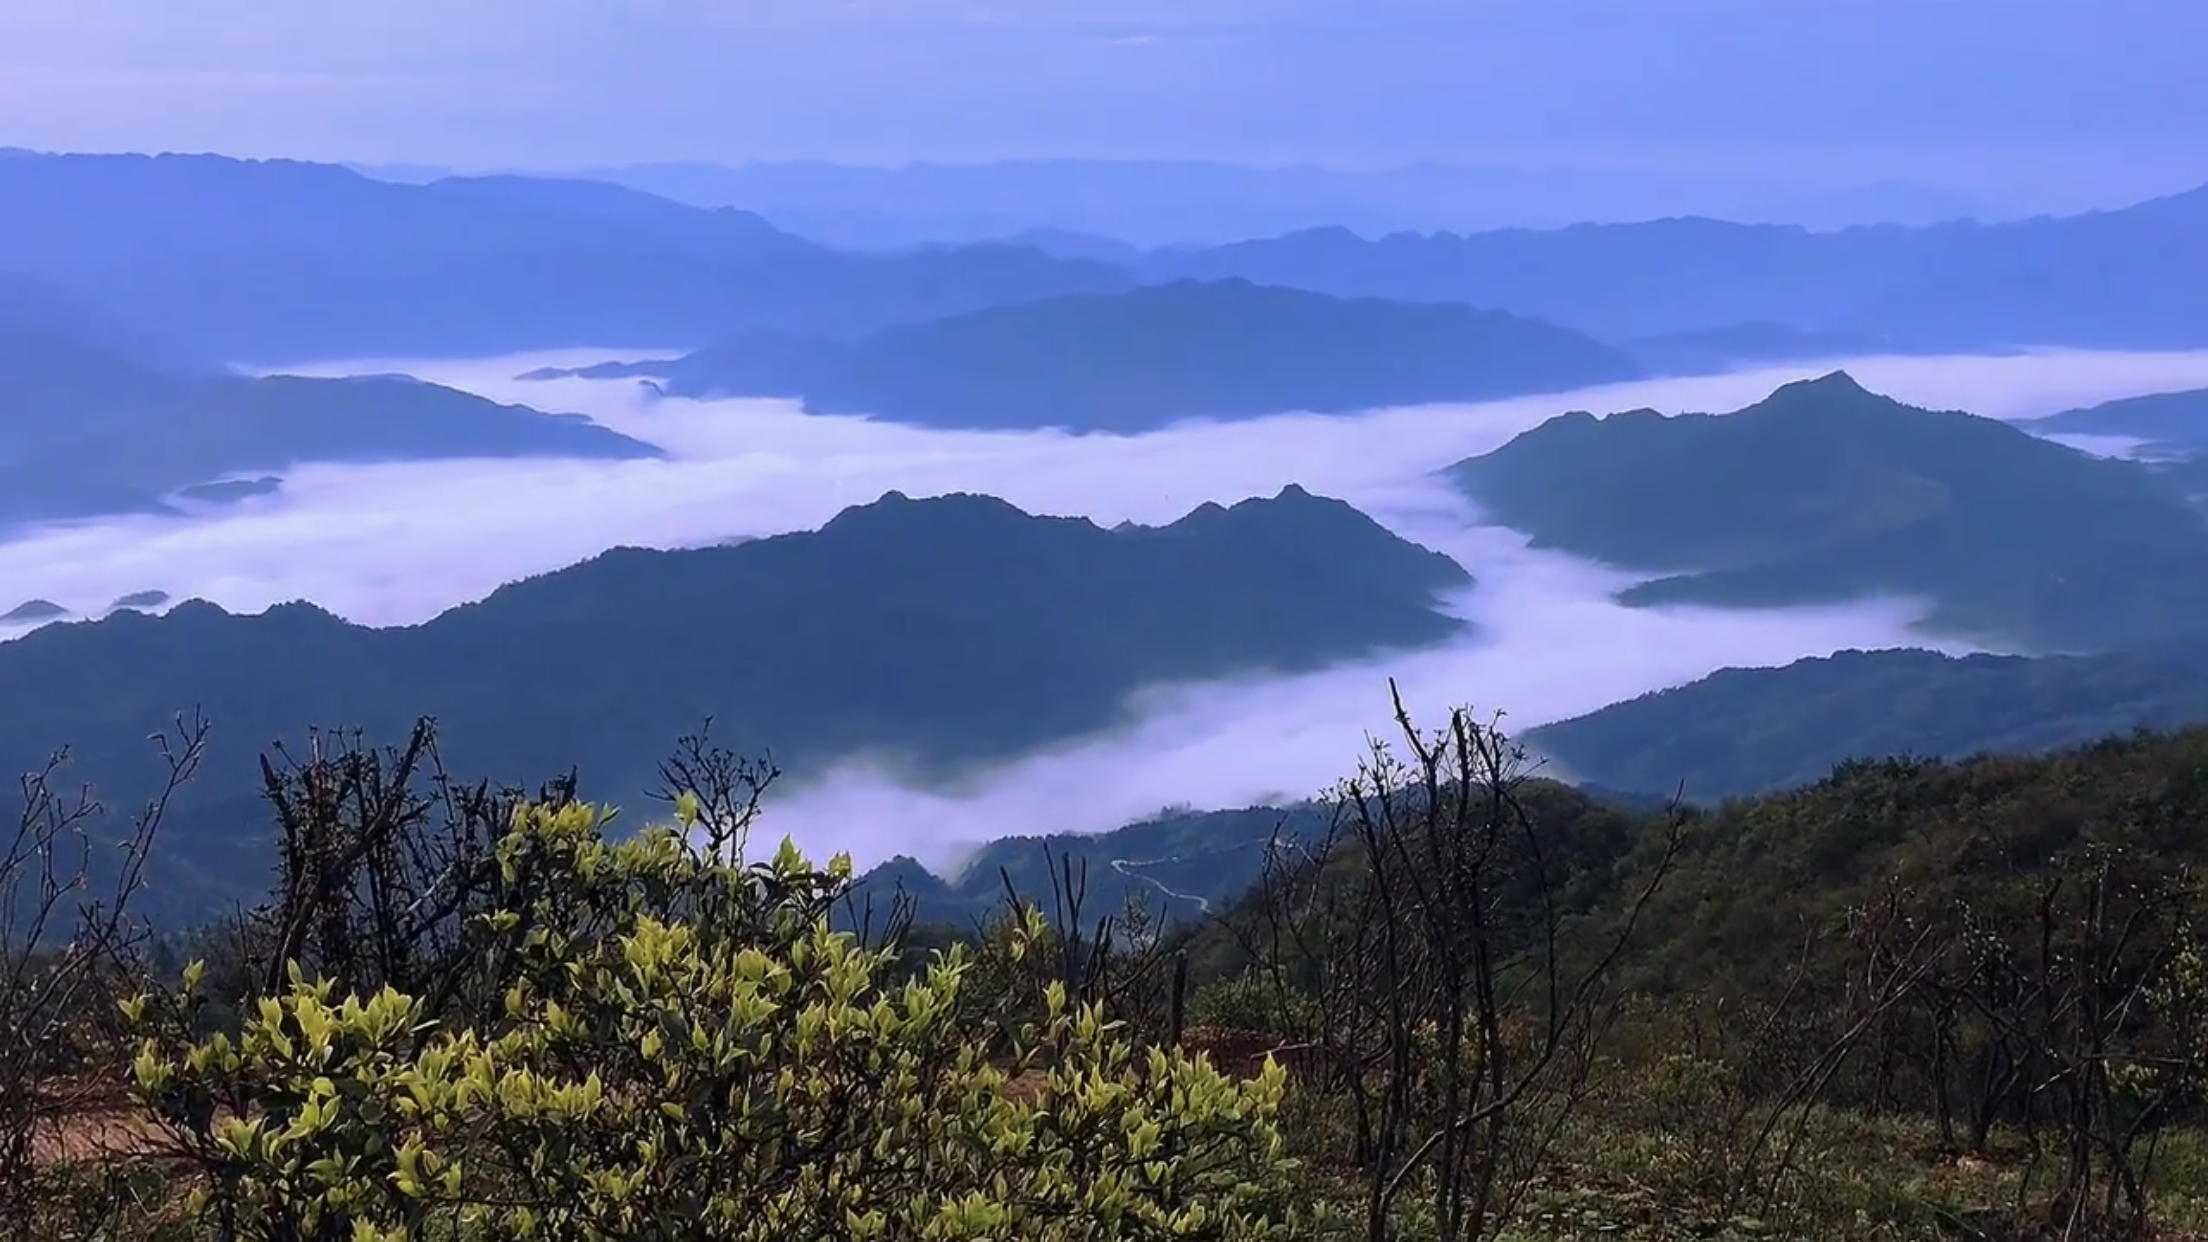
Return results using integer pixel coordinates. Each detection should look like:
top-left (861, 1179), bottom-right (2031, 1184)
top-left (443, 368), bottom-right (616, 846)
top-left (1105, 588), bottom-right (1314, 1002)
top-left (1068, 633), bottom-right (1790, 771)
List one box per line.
top-left (15, 336), bottom-right (2208, 902)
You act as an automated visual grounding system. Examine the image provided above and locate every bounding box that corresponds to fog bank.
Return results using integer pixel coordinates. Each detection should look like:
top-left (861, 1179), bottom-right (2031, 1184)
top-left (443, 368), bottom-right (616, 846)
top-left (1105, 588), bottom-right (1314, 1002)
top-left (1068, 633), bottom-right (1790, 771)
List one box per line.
top-left (5, 345), bottom-right (2205, 868)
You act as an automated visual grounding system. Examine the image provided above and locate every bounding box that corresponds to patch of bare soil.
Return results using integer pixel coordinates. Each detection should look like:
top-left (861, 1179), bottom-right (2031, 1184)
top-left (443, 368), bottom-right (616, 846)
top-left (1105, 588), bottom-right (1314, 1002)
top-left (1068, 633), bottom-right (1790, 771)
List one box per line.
top-left (27, 1076), bottom-right (181, 1169)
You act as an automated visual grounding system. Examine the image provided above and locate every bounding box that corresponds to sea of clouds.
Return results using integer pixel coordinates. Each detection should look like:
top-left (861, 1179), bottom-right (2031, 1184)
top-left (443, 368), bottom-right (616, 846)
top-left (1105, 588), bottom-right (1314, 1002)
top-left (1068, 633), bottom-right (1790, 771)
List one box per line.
top-left (8, 345), bottom-right (2208, 870)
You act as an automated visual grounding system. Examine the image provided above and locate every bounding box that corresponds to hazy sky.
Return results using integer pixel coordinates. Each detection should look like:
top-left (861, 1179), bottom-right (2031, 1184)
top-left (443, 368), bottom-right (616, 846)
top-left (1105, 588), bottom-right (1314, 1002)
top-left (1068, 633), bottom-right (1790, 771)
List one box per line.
top-left (8, 346), bottom-right (2208, 868)
top-left (3, 0), bottom-right (2203, 205)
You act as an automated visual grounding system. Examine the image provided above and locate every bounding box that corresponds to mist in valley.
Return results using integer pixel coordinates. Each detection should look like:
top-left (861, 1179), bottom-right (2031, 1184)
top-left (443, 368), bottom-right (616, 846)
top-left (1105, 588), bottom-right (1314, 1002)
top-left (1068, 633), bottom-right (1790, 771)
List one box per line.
top-left (5, 345), bottom-right (2208, 869)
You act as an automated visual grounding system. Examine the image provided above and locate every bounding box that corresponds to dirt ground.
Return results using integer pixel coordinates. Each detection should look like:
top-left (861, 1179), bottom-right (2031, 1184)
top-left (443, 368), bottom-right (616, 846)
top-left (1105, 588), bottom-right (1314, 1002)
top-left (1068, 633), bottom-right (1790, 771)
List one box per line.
top-left (26, 1077), bottom-right (177, 1167)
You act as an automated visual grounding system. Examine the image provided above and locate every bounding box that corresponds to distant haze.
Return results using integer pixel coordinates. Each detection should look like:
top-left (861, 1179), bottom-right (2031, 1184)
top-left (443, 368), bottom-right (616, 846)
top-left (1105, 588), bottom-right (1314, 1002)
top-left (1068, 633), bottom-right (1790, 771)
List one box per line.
top-left (413, 163), bottom-right (2031, 248)
top-left (7, 347), bottom-right (2208, 869)
top-left (3, 1), bottom-right (2205, 219)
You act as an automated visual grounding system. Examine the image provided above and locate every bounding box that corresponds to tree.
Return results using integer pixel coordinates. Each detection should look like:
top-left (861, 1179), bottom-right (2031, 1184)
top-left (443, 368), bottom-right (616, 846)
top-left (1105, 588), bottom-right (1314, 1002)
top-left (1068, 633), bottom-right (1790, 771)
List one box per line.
top-left (126, 797), bottom-right (1304, 1241)
top-left (1213, 685), bottom-right (1683, 1242)
top-left (0, 714), bottom-right (205, 1230)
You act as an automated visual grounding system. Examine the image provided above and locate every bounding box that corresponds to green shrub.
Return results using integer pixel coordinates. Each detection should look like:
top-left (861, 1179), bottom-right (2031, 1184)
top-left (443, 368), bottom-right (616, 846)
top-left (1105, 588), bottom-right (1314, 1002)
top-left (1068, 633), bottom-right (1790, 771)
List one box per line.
top-left (1186, 973), bottom-right (1314, 1038)
top-left (125, 799), bottom-right (1301, 1240)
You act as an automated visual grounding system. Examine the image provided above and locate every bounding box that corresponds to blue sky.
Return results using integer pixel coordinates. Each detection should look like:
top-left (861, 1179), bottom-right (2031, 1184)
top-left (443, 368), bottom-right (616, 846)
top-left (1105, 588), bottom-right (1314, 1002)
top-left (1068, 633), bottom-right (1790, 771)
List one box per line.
top-left (2, 0), bottom-right (2202, 203)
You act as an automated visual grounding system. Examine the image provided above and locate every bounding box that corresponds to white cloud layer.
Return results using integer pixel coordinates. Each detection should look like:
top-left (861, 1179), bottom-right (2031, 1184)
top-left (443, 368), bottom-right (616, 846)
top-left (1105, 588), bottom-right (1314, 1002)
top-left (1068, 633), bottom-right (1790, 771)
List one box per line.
top-left (8, 345), bottom-right (2208, 870)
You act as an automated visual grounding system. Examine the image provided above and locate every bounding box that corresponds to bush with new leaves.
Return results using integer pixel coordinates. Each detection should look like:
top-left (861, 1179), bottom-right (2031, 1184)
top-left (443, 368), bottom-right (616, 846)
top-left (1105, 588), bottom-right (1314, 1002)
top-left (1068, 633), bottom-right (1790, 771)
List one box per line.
top-left (123, 799), bottom-right (1301, 1240)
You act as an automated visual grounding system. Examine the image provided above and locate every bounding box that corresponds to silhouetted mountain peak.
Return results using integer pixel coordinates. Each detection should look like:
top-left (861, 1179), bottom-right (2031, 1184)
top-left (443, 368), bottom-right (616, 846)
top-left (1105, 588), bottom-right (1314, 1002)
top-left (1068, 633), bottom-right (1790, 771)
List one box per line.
top-left (1787, 369), bottom-right (1870, 395)
top-left (263, 600), bottom-right (346, 624)
top-left (815, 490), bottom-right (1050, 541)
top-left (1210, 484), bottom-right (1370, 528)
top-left (1452, 375), bottom-right (2208, 652)
top-left (1742, 370), bottom-right (1907, 418)
top-left (1735, 372), bottom-right (1988, 436)
top-left (136, 598), bottom-right (344, 631)
top-left (1472, 376), bottom-right (2036, 486)
top-left (1130, 487), bottom-right (1472, 591)
top-left (0, 599), bottom-right (67, 623)
top-left (1471, 407), bottom-right (1650, 458)
top-left (151, 599), bottom-right (234, 626)
top-left (109, 590), bottom-right (171, 612)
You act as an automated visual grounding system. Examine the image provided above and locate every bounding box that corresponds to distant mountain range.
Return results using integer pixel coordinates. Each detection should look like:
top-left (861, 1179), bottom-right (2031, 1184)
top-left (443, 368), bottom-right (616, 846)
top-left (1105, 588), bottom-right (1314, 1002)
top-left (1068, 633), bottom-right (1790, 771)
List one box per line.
top-left (0, 303), bottom-right (655, 526)
top-left (1141, 185), bottom-right (2208, 351)
top-left (2, 151), bottom-right (2204, 364)
top-left (1451, 371), bottom-right (2208, 653)
top-left (531, 279), bottom-right (1645, 432)
top-left (12, 486), bottom-right (1468, 914)
top-left (1735, 182), bottom-right (2014, 232)
top-left (471, 160), bottom-right (2019, 246)
top-left (2025, 387), bottom-right (2208, 455)
top-left (0, 153), bottom-right (1128, 361)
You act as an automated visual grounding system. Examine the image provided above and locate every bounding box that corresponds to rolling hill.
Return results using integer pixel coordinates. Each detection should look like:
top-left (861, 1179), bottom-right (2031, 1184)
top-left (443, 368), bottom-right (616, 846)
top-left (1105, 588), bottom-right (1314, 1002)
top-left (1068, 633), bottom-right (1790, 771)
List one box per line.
top-left (2024, 387), bottom-right (2208, 454)
top-left (538, 279), bottom-right (1645, 432)
top-left (7, 485), bottom-right (1469, 914)
top-left (1449, 371), bottom-right (2208, 652)
top-left (1513, 722), bottom-right (2208, 1009)
top-left (0, 322), bottom-right (656, 525)
top-left (1525, 643), bottom-right (2208, 803)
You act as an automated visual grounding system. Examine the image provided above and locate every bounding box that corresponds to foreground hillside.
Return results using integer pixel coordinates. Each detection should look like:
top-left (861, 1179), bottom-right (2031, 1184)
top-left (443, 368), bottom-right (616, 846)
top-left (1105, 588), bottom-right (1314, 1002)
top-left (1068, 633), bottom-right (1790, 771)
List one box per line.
top-left (20, 694), bottom-right (2208, 1239)
top-left (2, 485), bottom-right (1467, 916)
top-left (554, 278), bottom-right (1647, 431)
top-left (1452, 371), bottom-right (2208, 652)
